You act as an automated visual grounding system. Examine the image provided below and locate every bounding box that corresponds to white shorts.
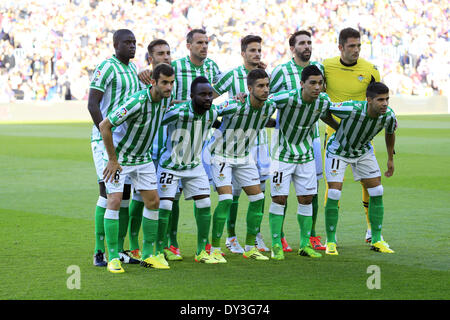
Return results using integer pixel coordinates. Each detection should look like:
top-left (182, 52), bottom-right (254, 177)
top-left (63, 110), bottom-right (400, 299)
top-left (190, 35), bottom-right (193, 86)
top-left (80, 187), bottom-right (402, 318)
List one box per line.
top-left (211, 158), bottom-right (261, 189)
top-left (158, 165), bottom-right (210, 200)
top-left (250, 143), bottom-right (271, 180)
top-left (325, 151), bottom-right (381, 183)
top-left (313, 137), bottom-right (323, 180)
top-left (92, 140), bottom-right (131, 185)
top-left (105, 161), bottom-right (157, 194)
top-left (270, 159), bottom-right (317, 196)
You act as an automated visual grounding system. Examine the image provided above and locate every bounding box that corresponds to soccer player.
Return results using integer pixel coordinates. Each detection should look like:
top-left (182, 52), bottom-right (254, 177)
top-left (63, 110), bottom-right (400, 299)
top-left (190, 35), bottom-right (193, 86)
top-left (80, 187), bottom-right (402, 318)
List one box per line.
top-left (98, 63), bottom-right (175, 273)
top-left (212, 35), bottom-right (271, 254)
top-left (324, 82), bottom-right (396, 255)
top-left (269, 30), bottom-right (326, 252)
top-left (323, 27), bottom-right (382, 243)
top-left (87, 29), bottom-right (142, 267)
top-left (157, 76), bottom-right (230, 264)
top-left (268, 65), bottom-right (338, 260)
top-left (165, 29), bottom-right (222, 259)
top-left (209, 68), bottom-right (282, 262)
top-left (127, 39), bottom-right (173, 262)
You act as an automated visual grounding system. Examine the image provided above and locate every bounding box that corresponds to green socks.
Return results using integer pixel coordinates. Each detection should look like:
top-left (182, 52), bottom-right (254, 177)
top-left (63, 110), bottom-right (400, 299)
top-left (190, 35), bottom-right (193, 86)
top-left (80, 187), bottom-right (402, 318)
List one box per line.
top-left (117, 202), bottom-right (129, 252)
top-left (245, 194), bottom-right (264, 246)
top-left (297, 203), bottom-right (313, 248)
top-left (269, 202), bottom-right (285, 247)
top-left (194, 199), bottom-right (212, 255)
top-left (227, 195), bottom-right (240, 237)
top-left (168, 199), bottom-right (180, 248)
top-left (325, 197), bottom-right (339, 243)
top-left (94, 196), bottom-right (107, 253)
top-left (104, 209), bottom-right (120, 261)
top-left (368, 195), bottom-right (384, 244)
top-left (157, 200), bottom-right (172, 254)
top-left (128, 197), bottom-right (144, 251)
top-left (142, 208), bottom-right (159, 260)
top-left (211, 195), bottom-right (233, 247)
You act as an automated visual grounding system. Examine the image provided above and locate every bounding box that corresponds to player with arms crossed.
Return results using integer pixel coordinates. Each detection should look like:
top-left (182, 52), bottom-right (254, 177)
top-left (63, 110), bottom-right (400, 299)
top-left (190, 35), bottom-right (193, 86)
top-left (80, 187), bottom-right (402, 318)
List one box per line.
top-left (268, 65), bottom-right (338, 260)
top-left (98, 63), bottom-right (175, 273)
top-left (323, 27), bottom-right (382, 243)
top-left (269, 30), bottom-right (326, 252)
top-left (88, 29), bottom-right (142, 267)
top-left (324, 82), bottom-right (396, 255)
top-left (212, 35), bottom-right (271, 254)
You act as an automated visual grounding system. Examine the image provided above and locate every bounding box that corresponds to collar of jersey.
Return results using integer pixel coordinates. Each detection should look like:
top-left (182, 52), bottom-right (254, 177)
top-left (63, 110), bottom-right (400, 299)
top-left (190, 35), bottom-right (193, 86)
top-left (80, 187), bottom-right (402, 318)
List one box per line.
top-left (111, 55), bottom-right (131, 68)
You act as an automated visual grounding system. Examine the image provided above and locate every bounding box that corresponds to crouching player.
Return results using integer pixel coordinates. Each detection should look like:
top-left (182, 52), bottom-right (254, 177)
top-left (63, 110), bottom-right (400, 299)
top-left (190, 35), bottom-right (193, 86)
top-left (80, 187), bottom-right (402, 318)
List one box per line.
top-left (324, 82), bottom-right (397, 255)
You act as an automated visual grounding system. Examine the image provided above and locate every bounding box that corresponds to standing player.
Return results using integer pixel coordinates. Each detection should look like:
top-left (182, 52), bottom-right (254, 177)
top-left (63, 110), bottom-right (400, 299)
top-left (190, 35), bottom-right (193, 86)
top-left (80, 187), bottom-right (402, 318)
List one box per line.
top-left (212, 35), bottom-right (271, 254)
top-left (268, 65), bottom-right (338, 260)
top-left (324, 82), bottom-right (396, 255)
top-left (127, 39), bottom-right (173, 262)
top-left (98, 63), bottom-right (175, 273)
top-left (157, 77), bottom-right (231, 264)
top-left (269, 30), bottom-right (326, 252)
top-left (165, 29), bottom-right (222, 259)
top-left (209, 69), bottom-right (280, 262)
top-left (87, 29), bottom-right (141, 267)
top-left (323, 27), bottom-right (382, 244)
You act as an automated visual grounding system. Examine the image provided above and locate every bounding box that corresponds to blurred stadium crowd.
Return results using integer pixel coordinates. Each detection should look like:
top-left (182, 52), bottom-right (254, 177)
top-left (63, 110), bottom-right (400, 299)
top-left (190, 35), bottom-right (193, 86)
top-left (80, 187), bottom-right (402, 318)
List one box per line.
top-left (0, 0), bottom-right (448, 102)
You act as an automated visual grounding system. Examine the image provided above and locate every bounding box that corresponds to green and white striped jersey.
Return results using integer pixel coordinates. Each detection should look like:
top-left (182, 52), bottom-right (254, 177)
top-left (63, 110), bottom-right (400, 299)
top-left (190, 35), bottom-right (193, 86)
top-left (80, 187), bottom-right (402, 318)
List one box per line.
top-left (269, 59), bottom-right (324, 140)
top-left (270, 89), bottom-right (332, 164)
top-left (89, 55), bottom-right (143, 142)
top-left (106, 87), bottom-right (171, 166)
top-left (269, 59), bottom-right (324, 93)
top-left (209, 97), bottom-right (277, 160)
top-left (326, 101), bottom-right (397, 158)
top-left (213, 65), bottom-right (269, 146)
top-left (159, 101), bottom-right (225, 171)
top-left (171, 56), bottom-right (221, 101)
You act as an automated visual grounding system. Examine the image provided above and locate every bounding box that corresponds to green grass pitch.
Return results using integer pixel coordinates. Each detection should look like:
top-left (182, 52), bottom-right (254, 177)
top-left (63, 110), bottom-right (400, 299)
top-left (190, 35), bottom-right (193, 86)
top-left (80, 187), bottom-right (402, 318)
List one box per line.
top-left (0, 115), bottom-right (449, 300)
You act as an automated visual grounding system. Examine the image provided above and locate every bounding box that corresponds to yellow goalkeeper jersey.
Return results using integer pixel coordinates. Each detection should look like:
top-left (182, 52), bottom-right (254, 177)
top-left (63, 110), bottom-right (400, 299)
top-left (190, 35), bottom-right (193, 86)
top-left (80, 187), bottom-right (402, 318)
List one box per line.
top-left (323, 56), bottom-right (381, 138)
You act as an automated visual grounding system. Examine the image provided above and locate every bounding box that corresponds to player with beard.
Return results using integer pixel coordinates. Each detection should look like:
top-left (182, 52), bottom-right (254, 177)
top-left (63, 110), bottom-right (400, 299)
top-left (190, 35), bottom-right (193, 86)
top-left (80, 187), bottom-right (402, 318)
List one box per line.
top-left (269, 30), bottom-right (326, 252)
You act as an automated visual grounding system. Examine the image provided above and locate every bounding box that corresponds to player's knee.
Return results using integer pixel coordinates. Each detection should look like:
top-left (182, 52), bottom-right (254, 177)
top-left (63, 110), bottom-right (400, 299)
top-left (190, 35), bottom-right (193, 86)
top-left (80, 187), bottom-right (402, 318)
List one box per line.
top-left (107, 194), bottom-right (122, 210)
top-left (298, 195), bottom-right (313, 205)
top-left (272, 195), bottom-right (287, 206)
top-left (367, 185), bottom-right (383, 197)
top-left (327, 189), bottom-right (342, 201)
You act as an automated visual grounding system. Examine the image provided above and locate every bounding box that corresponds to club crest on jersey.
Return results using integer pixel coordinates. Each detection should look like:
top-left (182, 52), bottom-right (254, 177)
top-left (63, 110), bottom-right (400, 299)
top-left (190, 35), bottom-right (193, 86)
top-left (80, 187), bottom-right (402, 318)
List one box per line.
top-left (330, 169), bottom-right (338, 177)
top-left (358, 75), bottom-right (364, 82)
top-left (274, 183), bottom-right (282, 191)
top-left (160, 184), bottom-right (168, 192)
top-left (218, 173), bottom-right (226, 181)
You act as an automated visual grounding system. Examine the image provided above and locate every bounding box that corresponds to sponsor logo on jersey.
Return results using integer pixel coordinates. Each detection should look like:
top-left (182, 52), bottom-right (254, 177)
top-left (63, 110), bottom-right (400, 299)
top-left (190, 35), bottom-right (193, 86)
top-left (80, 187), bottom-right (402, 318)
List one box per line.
top-left (115, 107), bottom-right (128, 119)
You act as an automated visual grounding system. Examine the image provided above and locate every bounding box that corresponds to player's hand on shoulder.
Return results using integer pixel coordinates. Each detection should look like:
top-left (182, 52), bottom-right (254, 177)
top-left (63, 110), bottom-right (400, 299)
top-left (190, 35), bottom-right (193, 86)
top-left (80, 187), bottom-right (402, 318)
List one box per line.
top-left (258, 61), bottom-right (267, 70)
top-left (138, 69), bottom-right (153, 85)
top-left (233, 92), bottom-right (247, 103)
